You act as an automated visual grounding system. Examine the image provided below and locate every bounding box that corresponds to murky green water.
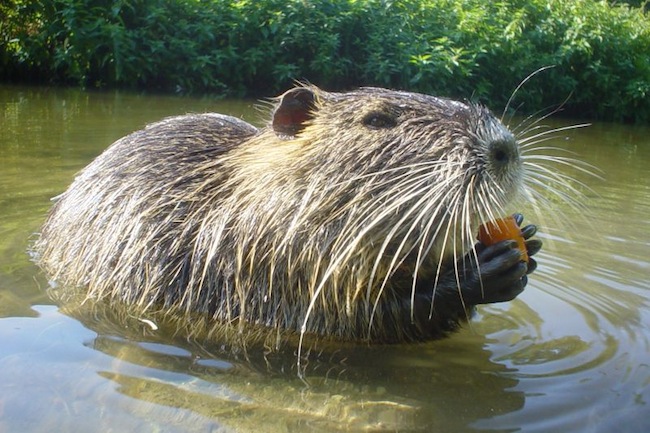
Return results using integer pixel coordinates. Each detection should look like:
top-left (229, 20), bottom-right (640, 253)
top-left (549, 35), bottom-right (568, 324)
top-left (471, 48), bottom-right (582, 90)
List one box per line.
top-left (1, 85), bottom-right (648, 432)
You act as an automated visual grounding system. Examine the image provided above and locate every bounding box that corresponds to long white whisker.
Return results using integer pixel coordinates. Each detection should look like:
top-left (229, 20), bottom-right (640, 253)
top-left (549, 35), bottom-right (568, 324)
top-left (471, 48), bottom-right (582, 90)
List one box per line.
top-left (501, 65), bottom-right (556, 122)
top-left (509, 90), bottom-right (575, 136)
top-left (367, 174), bottom-right (463, 331)
top-left (518, 123), bottom-right (591, 145)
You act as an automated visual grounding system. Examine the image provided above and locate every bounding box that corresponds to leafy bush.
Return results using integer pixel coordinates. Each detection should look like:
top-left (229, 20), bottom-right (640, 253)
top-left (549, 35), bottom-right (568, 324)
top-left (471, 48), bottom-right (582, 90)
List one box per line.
top-left (2, 0), bottom-right (649, 122)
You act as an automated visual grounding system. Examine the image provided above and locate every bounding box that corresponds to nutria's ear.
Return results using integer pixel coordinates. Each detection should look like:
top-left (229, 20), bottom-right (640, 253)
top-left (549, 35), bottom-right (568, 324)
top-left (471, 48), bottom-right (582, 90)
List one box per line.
top-left (272, 87), bottom-right (316, 138)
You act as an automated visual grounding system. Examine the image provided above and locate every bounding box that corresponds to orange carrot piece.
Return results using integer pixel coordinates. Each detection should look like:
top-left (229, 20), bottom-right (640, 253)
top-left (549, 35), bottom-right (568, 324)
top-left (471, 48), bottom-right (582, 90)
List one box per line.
top-left (477, 216), bottom-right (529, 262)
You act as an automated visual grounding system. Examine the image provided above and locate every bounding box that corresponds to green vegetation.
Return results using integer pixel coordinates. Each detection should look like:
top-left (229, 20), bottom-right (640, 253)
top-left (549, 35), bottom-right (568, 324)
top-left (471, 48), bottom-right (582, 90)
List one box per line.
top-left (1, 0), bottom-right (649, 122)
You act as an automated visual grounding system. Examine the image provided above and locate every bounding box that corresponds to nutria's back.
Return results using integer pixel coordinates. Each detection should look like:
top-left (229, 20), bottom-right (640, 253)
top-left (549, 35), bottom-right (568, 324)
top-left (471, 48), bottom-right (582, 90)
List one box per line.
top-left (35, 85), bottom-right (535, 344)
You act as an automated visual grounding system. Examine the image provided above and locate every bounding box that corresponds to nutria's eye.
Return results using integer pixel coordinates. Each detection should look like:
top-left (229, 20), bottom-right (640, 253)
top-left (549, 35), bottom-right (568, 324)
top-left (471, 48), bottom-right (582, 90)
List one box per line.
top-left (362, 112), bottom-right (397, 129)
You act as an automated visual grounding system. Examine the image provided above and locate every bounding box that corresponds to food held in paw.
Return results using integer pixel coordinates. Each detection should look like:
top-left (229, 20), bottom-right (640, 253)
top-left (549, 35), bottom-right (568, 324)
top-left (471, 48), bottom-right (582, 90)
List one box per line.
top-left (477, 216), bottom-right (529, 262)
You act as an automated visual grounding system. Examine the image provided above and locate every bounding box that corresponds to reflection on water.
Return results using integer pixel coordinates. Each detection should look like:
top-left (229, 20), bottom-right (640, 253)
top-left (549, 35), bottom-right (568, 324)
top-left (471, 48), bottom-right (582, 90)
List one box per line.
top-left (1, 85), bottom-right (649, 432)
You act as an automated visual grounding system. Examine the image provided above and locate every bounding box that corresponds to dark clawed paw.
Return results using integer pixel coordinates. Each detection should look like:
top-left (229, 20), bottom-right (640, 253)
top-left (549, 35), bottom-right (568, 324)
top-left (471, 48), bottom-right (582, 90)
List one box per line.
top-left (521, 224), bottom-right (537, 239)
top-left (525, 239), bottom-right (542, 259)
top-left (497, 277), bottom-right (526, 302)
top-left (513, 213), bottom-right (536, 239)
top-left (503, 259), bottom-right (528, 282)
top-left (460, 213), bottom-right (543, 305)
top-left (526, 258), bottom-right (537, 275)
top-left (465, 241), bottom-right (530, 304)
top-left (478, 240), bottom-right (521, 267)
top-left (511, 213), bottom-right (542, 260)
top-left (477, 265), bottom-right (527, 304)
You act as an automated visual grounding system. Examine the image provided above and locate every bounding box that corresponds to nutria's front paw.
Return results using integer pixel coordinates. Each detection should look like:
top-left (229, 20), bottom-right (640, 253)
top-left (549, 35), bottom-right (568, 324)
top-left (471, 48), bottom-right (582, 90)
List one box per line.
top-left (462, 214), bottom-right (542, 305)
top-left (514, 213), bottom-right (542, 274)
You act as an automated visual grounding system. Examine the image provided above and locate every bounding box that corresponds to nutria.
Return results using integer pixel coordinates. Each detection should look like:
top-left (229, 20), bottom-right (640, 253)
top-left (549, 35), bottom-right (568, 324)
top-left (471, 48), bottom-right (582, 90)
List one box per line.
top-left (34, 85), bottom-right (542, 346)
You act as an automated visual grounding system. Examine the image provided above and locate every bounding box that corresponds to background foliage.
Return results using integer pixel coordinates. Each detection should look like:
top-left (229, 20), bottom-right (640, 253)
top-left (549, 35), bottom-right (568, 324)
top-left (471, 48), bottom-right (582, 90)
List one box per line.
top-left (1, 0), bottom-right (649, 122)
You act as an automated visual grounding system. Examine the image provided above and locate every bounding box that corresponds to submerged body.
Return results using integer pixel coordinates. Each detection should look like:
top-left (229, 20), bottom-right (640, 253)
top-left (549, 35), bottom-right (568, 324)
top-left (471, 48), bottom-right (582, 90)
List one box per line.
top-left (35, 86), bottom-right (541, 343)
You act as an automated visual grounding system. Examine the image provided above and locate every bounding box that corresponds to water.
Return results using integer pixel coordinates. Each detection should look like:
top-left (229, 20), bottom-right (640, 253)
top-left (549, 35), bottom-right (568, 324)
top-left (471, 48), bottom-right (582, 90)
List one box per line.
top-left (1, 85), bottom-right (648, 432)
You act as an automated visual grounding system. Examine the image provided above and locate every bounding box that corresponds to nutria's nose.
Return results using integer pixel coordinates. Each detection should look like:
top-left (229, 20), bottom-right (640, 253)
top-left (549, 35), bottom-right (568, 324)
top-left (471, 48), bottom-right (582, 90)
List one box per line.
top-left (488, 138), bottom-right (520, 169)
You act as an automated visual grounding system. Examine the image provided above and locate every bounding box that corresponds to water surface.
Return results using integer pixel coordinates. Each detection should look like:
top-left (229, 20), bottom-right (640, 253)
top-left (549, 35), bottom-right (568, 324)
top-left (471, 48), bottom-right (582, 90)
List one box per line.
top-left (1, 85), bottom-right (648, 432)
